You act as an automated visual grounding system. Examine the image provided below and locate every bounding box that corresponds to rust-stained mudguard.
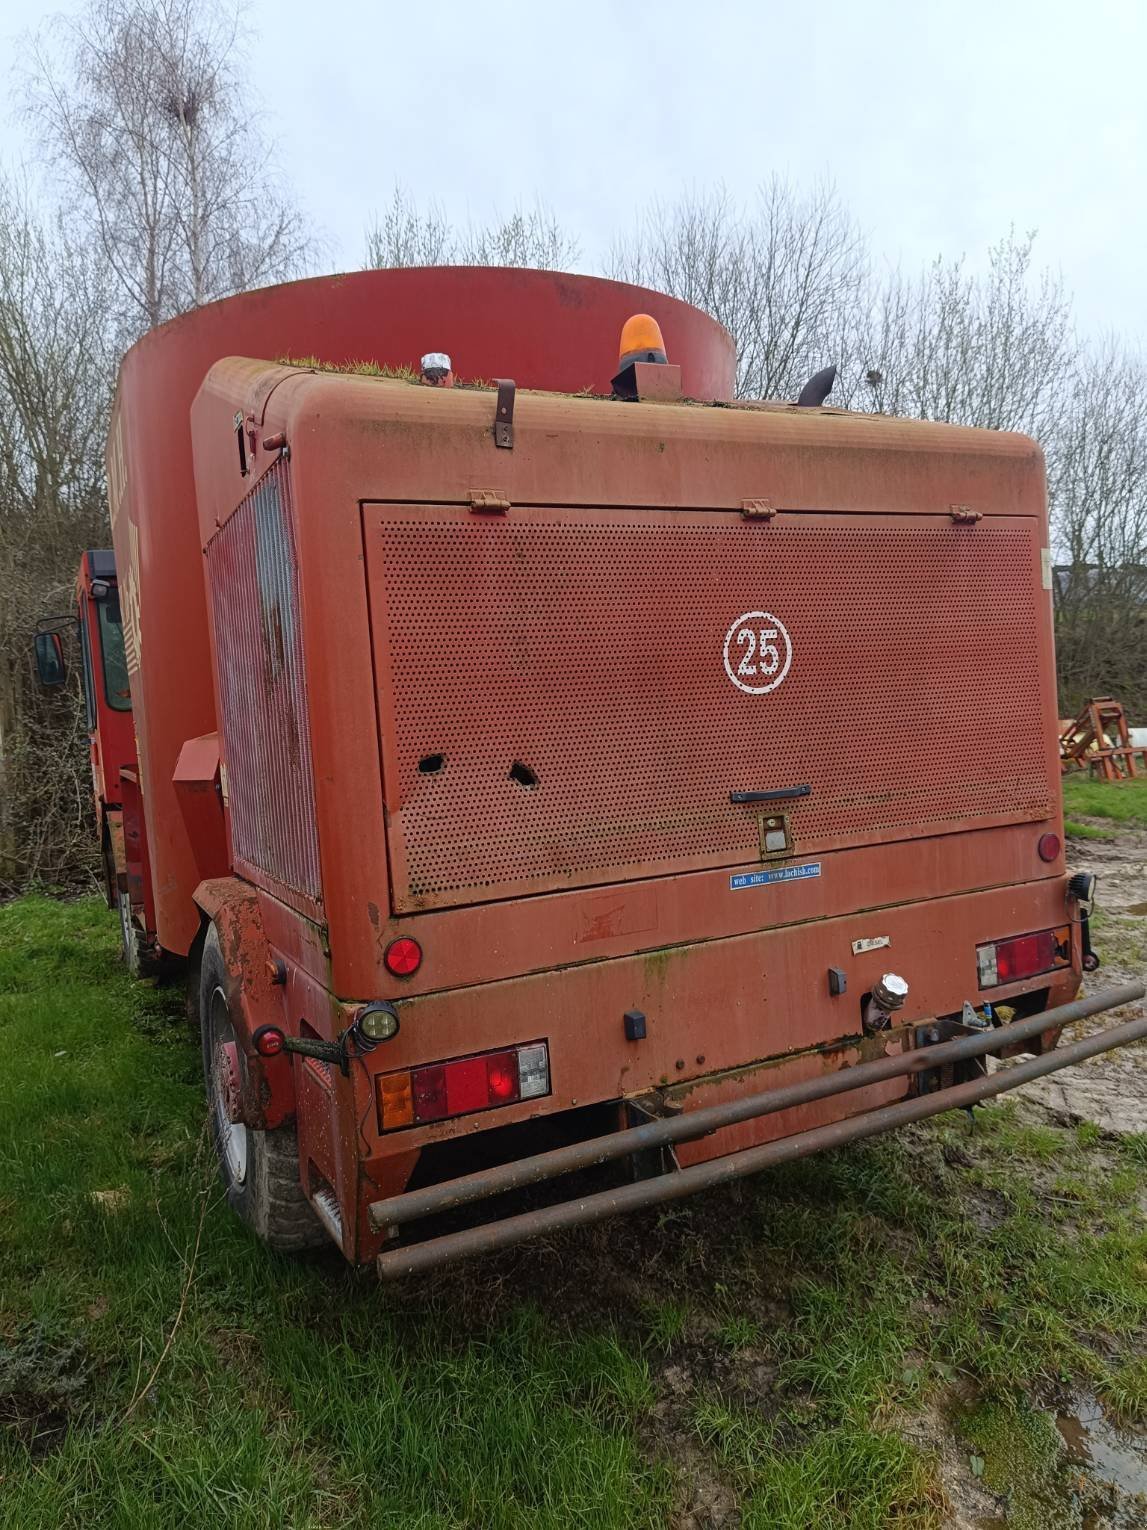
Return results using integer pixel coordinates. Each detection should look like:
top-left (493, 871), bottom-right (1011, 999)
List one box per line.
top-left (193, 876), bottom-right (296, 1129)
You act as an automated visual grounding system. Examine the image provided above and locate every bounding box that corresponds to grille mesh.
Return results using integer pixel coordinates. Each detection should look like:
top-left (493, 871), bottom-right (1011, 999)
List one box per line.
top-left (208, 459), bottom-right (322, 903)
top-left (370, 511), bottom-right (1054, 910)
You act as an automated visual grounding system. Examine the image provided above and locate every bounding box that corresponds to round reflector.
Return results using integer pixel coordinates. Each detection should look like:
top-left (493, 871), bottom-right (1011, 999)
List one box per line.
top-left (1038, 832), bottom-right (1061, 863)
top-left (384, 937), bottom-right (422, 977)
top-left (252, 1025), bottom-right (285, 1057)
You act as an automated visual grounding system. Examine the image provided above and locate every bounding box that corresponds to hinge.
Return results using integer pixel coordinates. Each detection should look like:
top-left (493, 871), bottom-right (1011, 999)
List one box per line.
top-left (469, 489), bottom-right (510, 514)
top-left (741, 498), bottom-right (776, 521)
top-left (949, 504), bottom-right (982, 524)
top-left (493, 378), bottom-right (515, 449)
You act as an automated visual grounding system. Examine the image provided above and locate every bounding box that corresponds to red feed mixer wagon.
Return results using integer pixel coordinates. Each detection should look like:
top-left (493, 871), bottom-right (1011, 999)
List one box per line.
top-left (37, 265), bottom-right (1145, 1276)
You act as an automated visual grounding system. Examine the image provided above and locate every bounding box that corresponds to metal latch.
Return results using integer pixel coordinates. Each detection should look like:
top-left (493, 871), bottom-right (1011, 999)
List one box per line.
top-left (469, 489), bottom-right (510, 514)
top-left (757, 813), bottom-right (792, 860)
top-left (493, 379), bottom-right (515, 449)
top-left (949, 504), bottom-right (982, 524)
top-left (741, 498), bottom-right (776, 521)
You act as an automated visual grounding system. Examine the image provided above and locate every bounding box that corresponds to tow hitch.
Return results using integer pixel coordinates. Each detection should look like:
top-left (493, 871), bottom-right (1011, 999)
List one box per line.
top-left (913, 1000), bottom-right (994, 1097)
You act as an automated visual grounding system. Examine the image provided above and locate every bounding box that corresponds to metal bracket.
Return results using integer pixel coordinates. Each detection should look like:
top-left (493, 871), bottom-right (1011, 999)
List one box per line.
top-left (741, 498), bottom-right (776, 521)
top-left (911, 1008), bottom-right (992, 1096)
top-left (493, 379), bottom-right (515, 449)
top-left (469, 489), bottom-right (510, 514)
top-left (624, 1096), bottom-right (682, 1180)
top-left (949, 504), bottom-right (982, 524)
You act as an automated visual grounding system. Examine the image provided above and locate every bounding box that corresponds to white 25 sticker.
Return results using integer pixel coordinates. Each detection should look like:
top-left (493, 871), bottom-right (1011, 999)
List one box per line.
top-left (723, 610), bottom-right (793, 695)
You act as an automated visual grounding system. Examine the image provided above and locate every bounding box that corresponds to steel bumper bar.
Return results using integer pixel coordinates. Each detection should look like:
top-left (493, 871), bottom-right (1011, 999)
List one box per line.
top-left (373, 983), bottom-right (1146, 1279)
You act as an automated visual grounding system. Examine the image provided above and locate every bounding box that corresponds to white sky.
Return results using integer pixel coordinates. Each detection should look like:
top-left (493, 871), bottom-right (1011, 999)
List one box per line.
top-left (3, 0), bottom-right (1144, 343)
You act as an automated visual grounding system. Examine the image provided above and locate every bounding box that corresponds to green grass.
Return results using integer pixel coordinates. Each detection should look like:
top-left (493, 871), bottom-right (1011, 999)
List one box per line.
top-left (958, 1398), bottom-right (1071, 1530)
top-left (3, 896), bottom-right (1147, 1527)
top-left (1062, 775), bottom-right (1147, 825)
top-left (274, 354), bottom-right (419, 381)
top-left (1063, 817), bottom-right (1117, 840)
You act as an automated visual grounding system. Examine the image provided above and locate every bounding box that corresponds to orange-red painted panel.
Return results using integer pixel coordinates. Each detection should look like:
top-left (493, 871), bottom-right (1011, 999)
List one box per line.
top-left (113, 269), bottom-right (734, 954)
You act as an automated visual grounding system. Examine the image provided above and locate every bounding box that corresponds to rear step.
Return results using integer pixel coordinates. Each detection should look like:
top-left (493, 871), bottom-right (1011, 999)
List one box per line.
top-left (373, 984), bottom-right (1146, 1279)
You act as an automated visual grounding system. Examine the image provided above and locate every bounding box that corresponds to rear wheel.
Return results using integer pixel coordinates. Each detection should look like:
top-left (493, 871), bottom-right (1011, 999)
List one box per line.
top-left (118, 891), bottom-right (144, 976)
top-left (117, 891), bottom-right (173, 980)
top-left (199, 924), bottom-right (325, 1252)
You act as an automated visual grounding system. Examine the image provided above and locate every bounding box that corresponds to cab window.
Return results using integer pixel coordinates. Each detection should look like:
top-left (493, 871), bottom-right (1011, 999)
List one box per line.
top-left (96, 590), bottom-right (131, 711)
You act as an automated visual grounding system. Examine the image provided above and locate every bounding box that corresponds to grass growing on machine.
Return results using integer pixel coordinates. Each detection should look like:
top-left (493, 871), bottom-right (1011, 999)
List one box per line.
top-left (2, 896), bottom-right (1147, 1528)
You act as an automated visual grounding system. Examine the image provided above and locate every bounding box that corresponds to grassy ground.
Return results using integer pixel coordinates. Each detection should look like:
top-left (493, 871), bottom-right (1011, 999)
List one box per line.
top-left (1064, 776), bottom-right (1147, 830)
top-left (2, 896), bottom-right (1146, 1528)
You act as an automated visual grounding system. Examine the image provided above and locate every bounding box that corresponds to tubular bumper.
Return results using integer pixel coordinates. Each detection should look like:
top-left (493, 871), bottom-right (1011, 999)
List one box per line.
top-left (372, 984), bottom-right (1146, 1279)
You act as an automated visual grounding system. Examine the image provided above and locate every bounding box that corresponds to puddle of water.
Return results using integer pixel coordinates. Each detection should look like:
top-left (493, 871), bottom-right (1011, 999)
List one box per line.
top-left (1056, 1395), bottom-right (1147, 1498)
top-left (1123, 900), bottom-right (1147, 915)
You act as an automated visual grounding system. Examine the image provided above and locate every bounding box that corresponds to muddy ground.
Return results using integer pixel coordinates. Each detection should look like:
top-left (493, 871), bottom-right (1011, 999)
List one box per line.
top-left (916, 819), bottom-right (1147, 1529)
top-left (655, 816), bottom-right (1147, 1530)
top-left (1012, 820), bottom-right (1147, 1136)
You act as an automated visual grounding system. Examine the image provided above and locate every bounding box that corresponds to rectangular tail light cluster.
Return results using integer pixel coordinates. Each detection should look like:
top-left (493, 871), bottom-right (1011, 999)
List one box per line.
top-left (377, 1041), bottom-right (550, 1132)
top-left (976, 926), bottom-right (1072, 989)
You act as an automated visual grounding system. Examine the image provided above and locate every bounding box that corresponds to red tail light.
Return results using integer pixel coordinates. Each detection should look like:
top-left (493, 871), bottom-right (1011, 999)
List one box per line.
top-left (412, 1064), bottom-right (447, 1123)
top-left (486, 1051), bottom-right (519, 1102)
top-left (377, 1041), bottom-right (549, 1131)
top-left (977, 926), bottom-right (1071, 988)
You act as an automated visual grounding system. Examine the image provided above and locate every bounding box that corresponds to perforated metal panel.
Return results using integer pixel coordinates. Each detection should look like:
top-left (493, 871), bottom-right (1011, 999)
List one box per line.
top-left (208, 459), bottom-right (322, 905)
top-left (366, 508), bottom-right (1055, 912)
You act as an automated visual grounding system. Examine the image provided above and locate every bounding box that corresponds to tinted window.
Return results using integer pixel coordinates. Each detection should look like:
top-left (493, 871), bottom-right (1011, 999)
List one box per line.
top-left (96, 591), bottom-right (131, 711)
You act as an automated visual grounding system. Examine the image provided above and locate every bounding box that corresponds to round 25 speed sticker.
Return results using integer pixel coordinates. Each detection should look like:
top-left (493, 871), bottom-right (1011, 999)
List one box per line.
top-left (723, 610), bottom-right (793, 695)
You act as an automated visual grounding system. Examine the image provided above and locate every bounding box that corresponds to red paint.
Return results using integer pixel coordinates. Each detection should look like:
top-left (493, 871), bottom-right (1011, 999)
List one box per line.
top-left (91, 263), bottom-right (1080, 1267)
top-left (108, 268), bottom-right (734, 957)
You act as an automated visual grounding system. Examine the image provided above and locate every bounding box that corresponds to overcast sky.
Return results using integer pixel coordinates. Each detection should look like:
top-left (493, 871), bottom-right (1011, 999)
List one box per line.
top-left (4, 0), bottom-right (1144, 344)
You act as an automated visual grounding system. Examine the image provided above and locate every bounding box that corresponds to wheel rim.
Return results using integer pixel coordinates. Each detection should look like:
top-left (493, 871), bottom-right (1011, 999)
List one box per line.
top-left (210, 985), bottom-right (248, 1186)
top-left (118, 895), bottom-right (136, 968)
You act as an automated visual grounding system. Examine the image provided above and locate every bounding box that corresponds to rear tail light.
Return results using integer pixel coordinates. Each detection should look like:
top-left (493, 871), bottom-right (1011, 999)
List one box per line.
top-left (976, 926), bottom-right (1071, 989)
top-left (377, 1040), bottom-right (550, 1131)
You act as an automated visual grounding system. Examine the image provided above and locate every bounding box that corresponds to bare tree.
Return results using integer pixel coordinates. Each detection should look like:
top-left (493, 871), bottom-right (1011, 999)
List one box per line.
top-left (364, 188), bottom-right (579, 272)
top-left (455, 204), bottom-right (579, 270)
top-left (608, 179), bottom-right (869, 400)
top-left (0, 181), bottom-right (115, 888)
top-left (860, 229), bottom-right (1078, 436)
top-left (23, 0), bottom-right (312, 335)
top-left (364, 186), bottom-right (454, 271)
top-left (1049, 341), bottom-right (1147, 715)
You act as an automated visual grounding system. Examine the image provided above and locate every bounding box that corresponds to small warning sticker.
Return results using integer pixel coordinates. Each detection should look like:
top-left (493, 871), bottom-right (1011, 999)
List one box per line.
top-left (731, 862), bottom-right (821, 890)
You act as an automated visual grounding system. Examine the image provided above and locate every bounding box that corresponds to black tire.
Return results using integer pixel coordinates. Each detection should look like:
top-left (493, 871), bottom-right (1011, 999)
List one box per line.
top-left (199, 923), bottom-right (325, 1252)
